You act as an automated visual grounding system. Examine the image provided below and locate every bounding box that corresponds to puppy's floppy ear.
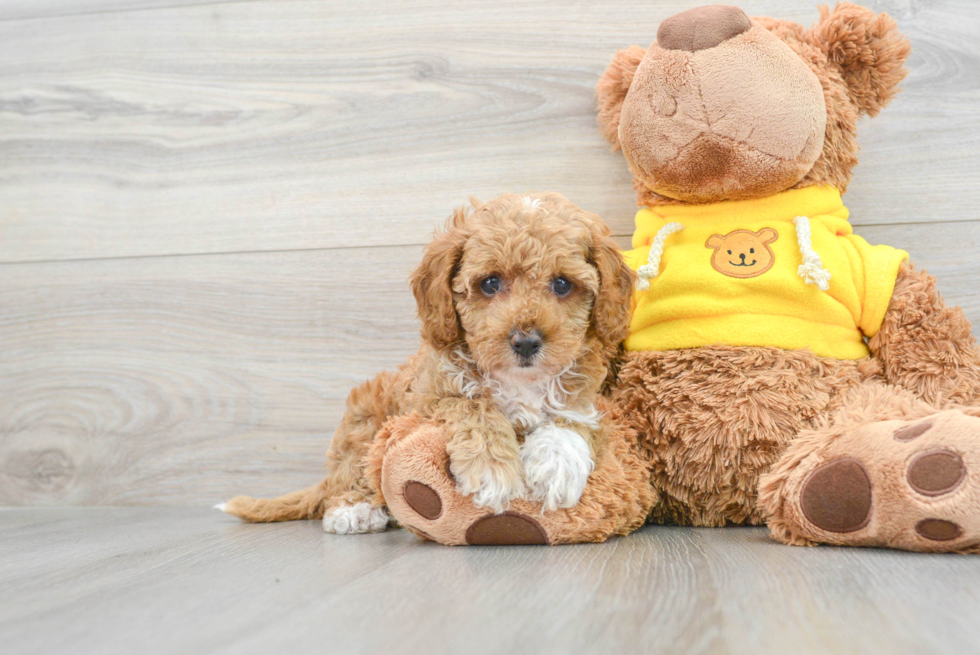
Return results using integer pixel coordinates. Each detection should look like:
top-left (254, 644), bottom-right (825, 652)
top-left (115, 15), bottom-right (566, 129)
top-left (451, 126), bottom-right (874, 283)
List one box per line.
top-left (410, 209), bottom-right (468, 351)
top-left (811, 2), bottom-right (911, 117)
top-left (596, 45), bottom-right (646, 150)
top-left (587, 222), bottom-right (637, 358)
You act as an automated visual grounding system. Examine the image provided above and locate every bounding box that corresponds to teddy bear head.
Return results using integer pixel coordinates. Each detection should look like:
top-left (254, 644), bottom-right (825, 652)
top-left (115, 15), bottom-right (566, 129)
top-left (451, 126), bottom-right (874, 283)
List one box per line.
top-left (596, 3), bottom-right (911, 206)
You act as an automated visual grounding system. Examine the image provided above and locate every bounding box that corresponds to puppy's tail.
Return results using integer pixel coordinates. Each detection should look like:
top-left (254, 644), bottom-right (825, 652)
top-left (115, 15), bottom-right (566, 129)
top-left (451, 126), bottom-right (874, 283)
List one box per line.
top-left (217, 482), bottom-right (330, 523)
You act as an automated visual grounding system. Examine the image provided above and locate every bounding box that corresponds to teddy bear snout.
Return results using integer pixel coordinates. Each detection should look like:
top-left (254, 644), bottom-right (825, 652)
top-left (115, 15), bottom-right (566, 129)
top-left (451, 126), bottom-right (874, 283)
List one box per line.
top-left (657, 4), bottom-right (751, 52)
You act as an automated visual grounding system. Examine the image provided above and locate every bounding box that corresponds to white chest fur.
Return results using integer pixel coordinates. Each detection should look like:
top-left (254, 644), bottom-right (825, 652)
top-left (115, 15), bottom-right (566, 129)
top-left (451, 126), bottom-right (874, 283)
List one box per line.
top-left (442, 350), bottom-right (599, 431)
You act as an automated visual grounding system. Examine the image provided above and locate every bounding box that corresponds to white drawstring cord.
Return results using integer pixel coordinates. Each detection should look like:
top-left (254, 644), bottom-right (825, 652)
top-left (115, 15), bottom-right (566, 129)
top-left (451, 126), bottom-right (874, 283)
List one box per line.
top-left (636, 222), bottom-right (684, 291)
top-left (793, 216), bottom-right (831, 291)
top-left (636, 217), bottom-right (831, 292)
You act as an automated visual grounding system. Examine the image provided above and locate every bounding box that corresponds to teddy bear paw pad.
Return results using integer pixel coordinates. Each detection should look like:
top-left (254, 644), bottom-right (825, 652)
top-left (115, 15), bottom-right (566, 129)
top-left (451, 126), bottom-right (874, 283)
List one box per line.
top-left (784, 410), bottom-right (980, 552)
top-left (894, 419), bottom-right (933, 442)
top-left (465, 512), bottom-right (548, 545)
top-left (800, 458), bottom-right (872, 533)
top-left (906, 449), bottom-right (966, 497)
top-left (915, 518), bottom-right (963, 542)
top-left (402, 481), bottom-right (442, 520)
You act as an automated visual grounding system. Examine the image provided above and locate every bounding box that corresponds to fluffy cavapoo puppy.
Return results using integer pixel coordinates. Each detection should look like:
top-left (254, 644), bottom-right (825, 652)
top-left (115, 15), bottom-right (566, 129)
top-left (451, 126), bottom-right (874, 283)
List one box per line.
top-left (220, 192), bottom-right (636, 534)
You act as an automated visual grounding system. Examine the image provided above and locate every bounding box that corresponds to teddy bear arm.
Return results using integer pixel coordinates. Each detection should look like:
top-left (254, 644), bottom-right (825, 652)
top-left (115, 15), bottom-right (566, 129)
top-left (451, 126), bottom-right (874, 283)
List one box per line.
top-left (869, 261), bottom-right (980, 407)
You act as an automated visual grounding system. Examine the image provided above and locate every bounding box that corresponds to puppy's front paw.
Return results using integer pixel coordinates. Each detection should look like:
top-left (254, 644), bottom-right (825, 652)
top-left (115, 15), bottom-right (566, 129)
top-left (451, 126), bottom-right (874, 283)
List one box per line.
top-left (521, 423), bottom-right (594, 512)
top-left (449, 450), bottom-right (525, 514)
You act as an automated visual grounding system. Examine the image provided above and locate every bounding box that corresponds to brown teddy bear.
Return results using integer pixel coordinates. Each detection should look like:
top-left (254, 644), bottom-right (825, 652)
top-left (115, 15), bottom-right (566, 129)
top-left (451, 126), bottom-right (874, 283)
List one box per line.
top-left (381, 2), bottom-right (980, 552)
top-left (598, 2), bottom-right (980, 552)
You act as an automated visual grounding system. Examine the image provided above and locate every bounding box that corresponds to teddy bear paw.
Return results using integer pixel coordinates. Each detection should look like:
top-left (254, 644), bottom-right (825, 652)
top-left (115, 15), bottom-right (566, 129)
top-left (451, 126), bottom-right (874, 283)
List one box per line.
top-left (376, 413), bottom-right (653, 546)
top-left (771, 410), bottom-right (980, 552)
top-left (380, 421), bottom-right (551, 545)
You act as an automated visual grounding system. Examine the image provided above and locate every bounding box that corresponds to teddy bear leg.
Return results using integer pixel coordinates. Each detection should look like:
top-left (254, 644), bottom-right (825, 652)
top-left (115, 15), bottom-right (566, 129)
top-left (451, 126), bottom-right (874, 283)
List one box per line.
top-left (759, 381), bottom-right (980, 552)
top-left (367, 413), bottom-right (654, 545)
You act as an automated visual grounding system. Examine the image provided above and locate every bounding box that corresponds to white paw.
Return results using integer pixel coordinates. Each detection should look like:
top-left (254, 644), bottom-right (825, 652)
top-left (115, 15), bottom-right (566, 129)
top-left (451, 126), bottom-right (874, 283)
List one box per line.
top-left (521, 423), bottom-right (594, 512)
top-left (213, 503), bottom-right (228, 512)
top-left (322, 502), bottom-right (390, 535)
top-left (452, 459), bottom-right (524, 514)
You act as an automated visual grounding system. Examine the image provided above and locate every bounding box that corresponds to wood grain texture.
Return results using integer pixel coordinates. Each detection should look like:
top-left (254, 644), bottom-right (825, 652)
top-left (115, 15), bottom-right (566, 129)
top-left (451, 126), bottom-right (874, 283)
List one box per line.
top-left (0, 222), bottom-right (977, 506)
top-left (3, 2), bottom-right (978, 649)
top-left (0, 0), bottom-right (235, 22)
top-left (2, 507), bottom-right (978, 655)
top-left (0, 246), bottom-right (422, 505)
top-left (2, 0), bottom-right (980, 506)
top-left (0, 0), bottom-right (978, 263)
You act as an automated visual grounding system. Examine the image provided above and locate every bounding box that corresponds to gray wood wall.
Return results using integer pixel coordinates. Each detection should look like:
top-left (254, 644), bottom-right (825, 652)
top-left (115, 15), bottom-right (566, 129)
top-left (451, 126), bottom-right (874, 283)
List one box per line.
top-left (2, 0), bottom-right (978, 507)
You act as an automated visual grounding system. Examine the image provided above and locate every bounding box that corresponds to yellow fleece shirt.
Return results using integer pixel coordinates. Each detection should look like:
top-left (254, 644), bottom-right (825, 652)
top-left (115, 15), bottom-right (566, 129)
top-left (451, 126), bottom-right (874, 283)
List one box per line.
top-left (624, 186), bottom-right (908, 359)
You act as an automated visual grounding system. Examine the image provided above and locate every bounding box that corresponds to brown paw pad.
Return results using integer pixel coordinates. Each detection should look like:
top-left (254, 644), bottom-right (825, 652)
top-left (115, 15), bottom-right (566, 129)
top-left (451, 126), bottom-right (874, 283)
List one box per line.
top-left (403, 481), bottom-right (442, 520)
top-left (907, 449), bottom-right (966, 497)
top-left (894, 420), bottom-right (933, 442)
top-left (801, 458), bottom-right (872, 533)
top-left (916, 518), bottom-right (963, 542)
top-left (465, 512), bottom-right (548, 545)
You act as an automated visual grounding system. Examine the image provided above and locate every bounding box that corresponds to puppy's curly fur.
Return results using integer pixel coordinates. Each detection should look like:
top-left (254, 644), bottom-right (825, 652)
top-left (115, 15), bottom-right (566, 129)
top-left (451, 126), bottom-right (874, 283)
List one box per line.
top-left (221, 192), bottom-right (635, 530)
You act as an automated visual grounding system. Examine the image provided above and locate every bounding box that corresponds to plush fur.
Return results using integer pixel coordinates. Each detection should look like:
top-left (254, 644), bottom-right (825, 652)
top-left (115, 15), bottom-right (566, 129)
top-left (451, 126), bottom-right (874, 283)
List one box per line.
top-left (596, 4), bottom-right (910, 207)
top-left (759, 386), bottom-right (980, 553)
top-left (870, 263), bottom-right (980, 407)
top-left (387, 3), bottom-right (980, 552)
top-left (365, 403), bottom-right (655, 545)
top-left (611, 346), bottom-right (874, 526)
top-left (220, 192), bottom-right (653, 541)
top-left (592, 2), bottom-right (980, 552)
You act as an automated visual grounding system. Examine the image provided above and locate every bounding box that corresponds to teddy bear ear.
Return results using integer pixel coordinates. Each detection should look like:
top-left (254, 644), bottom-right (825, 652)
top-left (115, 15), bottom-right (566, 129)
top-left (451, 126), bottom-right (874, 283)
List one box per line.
top-left (810, 2), bottom-right (912, 117)
top-left (758, 228), bottom-right (779, 244)
top-left (596, 45), bottom-right (647, 150)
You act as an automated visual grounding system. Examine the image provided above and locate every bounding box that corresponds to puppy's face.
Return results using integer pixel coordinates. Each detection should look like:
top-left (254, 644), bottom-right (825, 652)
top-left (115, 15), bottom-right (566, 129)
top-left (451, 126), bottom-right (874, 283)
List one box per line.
top-left (411, 193), bottom-right (636, 381)
top-left (454, 210), bottom-right (596, 380)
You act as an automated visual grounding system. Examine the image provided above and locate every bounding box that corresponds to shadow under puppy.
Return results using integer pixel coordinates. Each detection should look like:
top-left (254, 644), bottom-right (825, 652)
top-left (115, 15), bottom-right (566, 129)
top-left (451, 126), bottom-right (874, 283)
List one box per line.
top-left (221, 192), bottom-right (654, 543)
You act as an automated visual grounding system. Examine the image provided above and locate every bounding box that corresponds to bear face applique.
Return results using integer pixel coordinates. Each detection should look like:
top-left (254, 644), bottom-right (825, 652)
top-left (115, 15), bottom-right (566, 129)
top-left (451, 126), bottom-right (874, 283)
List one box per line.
top-left (705, 228), bottom-right (779, 279)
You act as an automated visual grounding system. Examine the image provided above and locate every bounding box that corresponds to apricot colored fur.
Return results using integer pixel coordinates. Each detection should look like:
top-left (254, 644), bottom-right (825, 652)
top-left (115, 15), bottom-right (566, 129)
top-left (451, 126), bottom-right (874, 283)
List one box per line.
top-left (365, 403), bottom-right (656, 545)
top-left (223, 192), bottom-right (645, 537)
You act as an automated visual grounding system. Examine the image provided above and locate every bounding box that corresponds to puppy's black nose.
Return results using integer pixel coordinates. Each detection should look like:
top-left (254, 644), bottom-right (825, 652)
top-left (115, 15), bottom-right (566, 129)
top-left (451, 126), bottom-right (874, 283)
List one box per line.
top-left (739, 253), bottom-right (746, 261)
top-left (510, 330), bottom-right (543, 360)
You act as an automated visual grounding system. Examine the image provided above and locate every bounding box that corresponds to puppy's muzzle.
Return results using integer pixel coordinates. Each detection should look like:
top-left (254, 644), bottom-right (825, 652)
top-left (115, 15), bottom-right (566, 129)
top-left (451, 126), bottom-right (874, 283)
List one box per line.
top-left (510, 329), bottom-right (543, 363)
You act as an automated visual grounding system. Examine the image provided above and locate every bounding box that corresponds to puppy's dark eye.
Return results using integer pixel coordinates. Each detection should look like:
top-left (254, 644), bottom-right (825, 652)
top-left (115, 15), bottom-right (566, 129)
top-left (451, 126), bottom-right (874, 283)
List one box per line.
top-left (750, 248), bottom-right (755, 254)
top-left (551, 276), bottom-right (573, 297)
top-left (727, 250), bottom-right (732, 255)
top-left (480, 275), bottom-right (501, 296)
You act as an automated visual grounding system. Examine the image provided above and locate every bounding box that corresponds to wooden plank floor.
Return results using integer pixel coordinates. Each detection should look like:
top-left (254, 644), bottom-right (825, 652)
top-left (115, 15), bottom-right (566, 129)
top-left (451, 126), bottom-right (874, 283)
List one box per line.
top-left (2, 1), bottom-right (980, 651)
top-left (1, 507), bottom-right (978, 655)
top-left (2, 0), bottom-right (980, 508)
